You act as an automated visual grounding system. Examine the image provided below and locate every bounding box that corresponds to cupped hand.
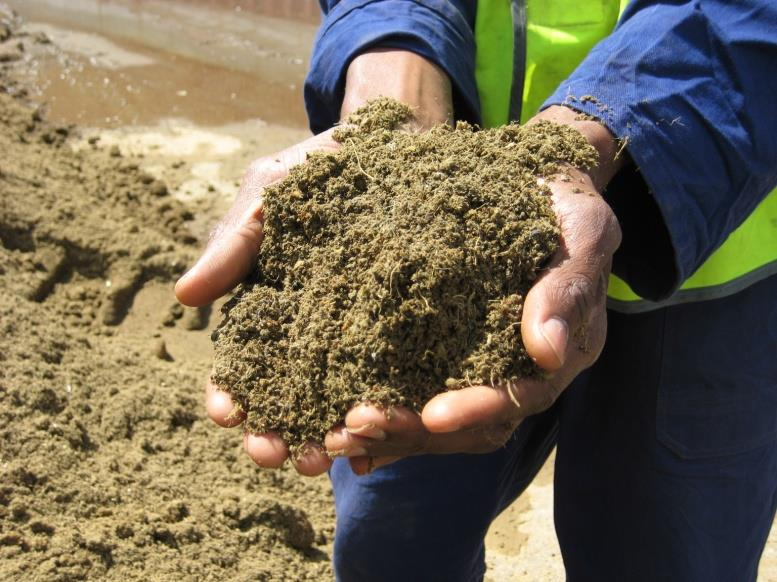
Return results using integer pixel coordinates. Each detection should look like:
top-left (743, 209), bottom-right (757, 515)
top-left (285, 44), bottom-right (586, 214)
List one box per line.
top-left (176, 80), bottom-right (621, 477)
top-left (175, 129), bottom-right (339, 307)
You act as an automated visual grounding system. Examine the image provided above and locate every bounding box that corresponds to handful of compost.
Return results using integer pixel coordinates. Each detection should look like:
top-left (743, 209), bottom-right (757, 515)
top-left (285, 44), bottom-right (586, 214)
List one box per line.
top-left (211, 98), bottom-right (596, 452)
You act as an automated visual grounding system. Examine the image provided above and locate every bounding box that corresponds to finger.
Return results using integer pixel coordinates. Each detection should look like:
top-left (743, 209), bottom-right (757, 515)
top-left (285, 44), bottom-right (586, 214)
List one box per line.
top-left (174, 197), bottom-right (264, 307)
top-left (346, 421), bottom-right (517, 458)
top-left (243, 432), bottom-right (289, 469)
top-left (521, 258), bottom-right (609, 370)
top-left (174, 130), bottom-right (340, 307)
top-left (291, 442), bottom-right (333, 477)
top-left (328, 406), bottom-right (518, 457)
top-left (345, 404), bottom-right (422, 437)
top-left (421, 384), bottom-right (519, 433)
top-left (205, 379), bottom-right (246, 428)
top-left (521, 186), bottom-right (620, 371)
top-left (324, 405), bottom-right (429, 457)
top-left (325, 424), bottom-right (387, 457)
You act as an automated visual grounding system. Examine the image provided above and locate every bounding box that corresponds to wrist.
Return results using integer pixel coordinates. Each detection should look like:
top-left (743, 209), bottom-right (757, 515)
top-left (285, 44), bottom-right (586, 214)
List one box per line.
top-left (530, 105), bottom-right (623, 191)
top-left (341, 49), bottom-right (453, 131)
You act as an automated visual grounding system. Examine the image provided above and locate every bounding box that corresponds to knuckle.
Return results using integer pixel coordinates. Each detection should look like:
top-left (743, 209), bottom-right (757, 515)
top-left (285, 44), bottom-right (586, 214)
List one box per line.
top-left (601, 204), bottom-right (622, 248)
top-left (235, 220), bottom-right (263, 242)
top-left (552, 271), bottom-right (596, 324)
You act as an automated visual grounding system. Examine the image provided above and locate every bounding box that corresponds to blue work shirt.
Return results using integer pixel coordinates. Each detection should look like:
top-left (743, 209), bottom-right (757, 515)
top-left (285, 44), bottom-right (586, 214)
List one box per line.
top-left (304, 0), bottom-right (777, 301)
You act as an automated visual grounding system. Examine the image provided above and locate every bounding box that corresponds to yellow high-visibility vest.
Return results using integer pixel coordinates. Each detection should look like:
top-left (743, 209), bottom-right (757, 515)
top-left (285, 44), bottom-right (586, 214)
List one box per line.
top-left (474, 0), bottom-right (777, 312)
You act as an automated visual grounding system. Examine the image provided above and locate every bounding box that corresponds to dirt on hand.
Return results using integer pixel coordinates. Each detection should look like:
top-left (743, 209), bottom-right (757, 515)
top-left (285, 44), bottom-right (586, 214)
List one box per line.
top-left (0, 8), bottom-right (333, 581)
top-left (212, 98), bottom-right (597, 452)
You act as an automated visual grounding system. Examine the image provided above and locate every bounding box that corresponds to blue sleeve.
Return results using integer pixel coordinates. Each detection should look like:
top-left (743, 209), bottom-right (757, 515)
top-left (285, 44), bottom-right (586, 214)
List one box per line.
top-left (543, 0), bottom-right (777, 299)
top-left (303, 0), bottom-right (479, 134)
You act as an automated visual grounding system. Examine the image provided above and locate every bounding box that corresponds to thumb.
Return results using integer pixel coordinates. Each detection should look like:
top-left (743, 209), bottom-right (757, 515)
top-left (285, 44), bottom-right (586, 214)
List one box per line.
top-left (175, 129), bottom-right (341, 307)
top-left (521, 175), bottom-right (620, 371)
top-left (521, 269), bottom-right (604, 371)
top-left (521, 244), bottom-right (615, 371)
top-left (174, 197), bottom-right (264, 307)
top-left (521, 216), bottom-right (616, 372)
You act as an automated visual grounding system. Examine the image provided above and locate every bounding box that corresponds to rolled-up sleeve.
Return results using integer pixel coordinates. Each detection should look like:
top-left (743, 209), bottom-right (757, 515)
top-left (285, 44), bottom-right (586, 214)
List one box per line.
top-left (543, 0), bottom-right (777, 299)
top-left (304, 0), bottom-right (479, 134)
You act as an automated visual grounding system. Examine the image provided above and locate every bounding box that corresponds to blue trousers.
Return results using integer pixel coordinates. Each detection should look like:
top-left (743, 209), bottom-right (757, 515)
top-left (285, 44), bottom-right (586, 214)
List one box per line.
top-left (330, 275), bottom-right (777, 581)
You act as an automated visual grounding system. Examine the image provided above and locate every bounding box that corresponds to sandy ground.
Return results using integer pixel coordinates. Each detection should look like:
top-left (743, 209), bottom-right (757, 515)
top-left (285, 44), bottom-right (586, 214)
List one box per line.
top-left (0, 4), bottom-right (332, 580)
top-left (2, 1), bottom-right (775, 580)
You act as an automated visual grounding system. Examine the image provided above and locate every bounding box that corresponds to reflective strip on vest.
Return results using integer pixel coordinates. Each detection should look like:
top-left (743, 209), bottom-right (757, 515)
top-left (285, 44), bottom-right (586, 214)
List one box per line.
top-left (474, 0), bottom-right (777, 312)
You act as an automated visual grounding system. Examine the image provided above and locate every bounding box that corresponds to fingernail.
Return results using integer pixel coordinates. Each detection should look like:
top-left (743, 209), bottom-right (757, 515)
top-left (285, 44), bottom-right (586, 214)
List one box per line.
top-left (540, 317), bottom-right (568, 366)
top-left (346, 423), bottom-right (387, 440)
top-left (346, 447), bottom-right (368, 457)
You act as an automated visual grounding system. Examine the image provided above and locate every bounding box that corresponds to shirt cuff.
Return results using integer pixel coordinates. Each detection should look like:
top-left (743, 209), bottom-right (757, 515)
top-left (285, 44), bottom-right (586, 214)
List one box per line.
top-left (304, 0), bottom-right (479, 134)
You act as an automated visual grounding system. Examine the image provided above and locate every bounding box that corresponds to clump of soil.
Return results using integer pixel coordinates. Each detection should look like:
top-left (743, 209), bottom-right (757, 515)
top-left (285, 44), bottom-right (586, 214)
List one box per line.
top-left (0, 8), bottom-right (332, 581)
top-left (212, 98), bottom-right (596, 450)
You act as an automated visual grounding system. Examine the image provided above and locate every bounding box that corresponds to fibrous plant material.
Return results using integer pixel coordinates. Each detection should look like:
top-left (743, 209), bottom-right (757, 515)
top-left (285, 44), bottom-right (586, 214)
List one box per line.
top-left (212, 98), bottom-right (597, 450)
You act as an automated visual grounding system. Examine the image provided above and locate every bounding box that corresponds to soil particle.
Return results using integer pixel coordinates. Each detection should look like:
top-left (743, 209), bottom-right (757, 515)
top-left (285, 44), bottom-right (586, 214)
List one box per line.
top-left (212, 97), bottom-right (597, 451)
top-left (149, 179), bottom-right (168, 197)
top-left (0, 39), bottom-right (22, 62)
top-left (162, 301), bottom-right (184, 327)
top-left (152, 338), bottom-right (173, 361)
top-left (182, 304), bottom-right (211, 331)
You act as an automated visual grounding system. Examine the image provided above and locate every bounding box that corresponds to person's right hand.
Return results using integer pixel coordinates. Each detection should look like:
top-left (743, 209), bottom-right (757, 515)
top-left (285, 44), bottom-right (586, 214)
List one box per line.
top-left (175, 129), bottom-right (342, 476)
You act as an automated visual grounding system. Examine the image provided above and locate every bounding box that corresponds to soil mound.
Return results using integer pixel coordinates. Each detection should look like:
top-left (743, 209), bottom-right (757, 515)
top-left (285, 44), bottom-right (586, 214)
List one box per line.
top-left (212, 98), bottom-right (596, 450)
top-left (0, 8), bottom-right (332, 581)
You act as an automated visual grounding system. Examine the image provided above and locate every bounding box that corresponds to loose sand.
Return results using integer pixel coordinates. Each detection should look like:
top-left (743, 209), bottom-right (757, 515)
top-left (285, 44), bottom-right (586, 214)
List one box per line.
top-left (0, 9), bottom-right (333, 580)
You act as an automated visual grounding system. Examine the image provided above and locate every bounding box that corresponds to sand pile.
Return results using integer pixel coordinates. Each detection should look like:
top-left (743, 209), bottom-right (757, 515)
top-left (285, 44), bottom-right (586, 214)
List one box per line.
top-left (0, 7), bottom-right (333, 580)
top-left (212, 98), bottom-right (596, 450)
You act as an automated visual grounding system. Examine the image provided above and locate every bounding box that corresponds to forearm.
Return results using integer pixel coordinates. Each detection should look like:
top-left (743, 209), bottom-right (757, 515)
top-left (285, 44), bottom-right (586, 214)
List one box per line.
top-left (304, 0), bottom-right (477, 133)
top-left (341, 49), bottom-right (453, 130)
